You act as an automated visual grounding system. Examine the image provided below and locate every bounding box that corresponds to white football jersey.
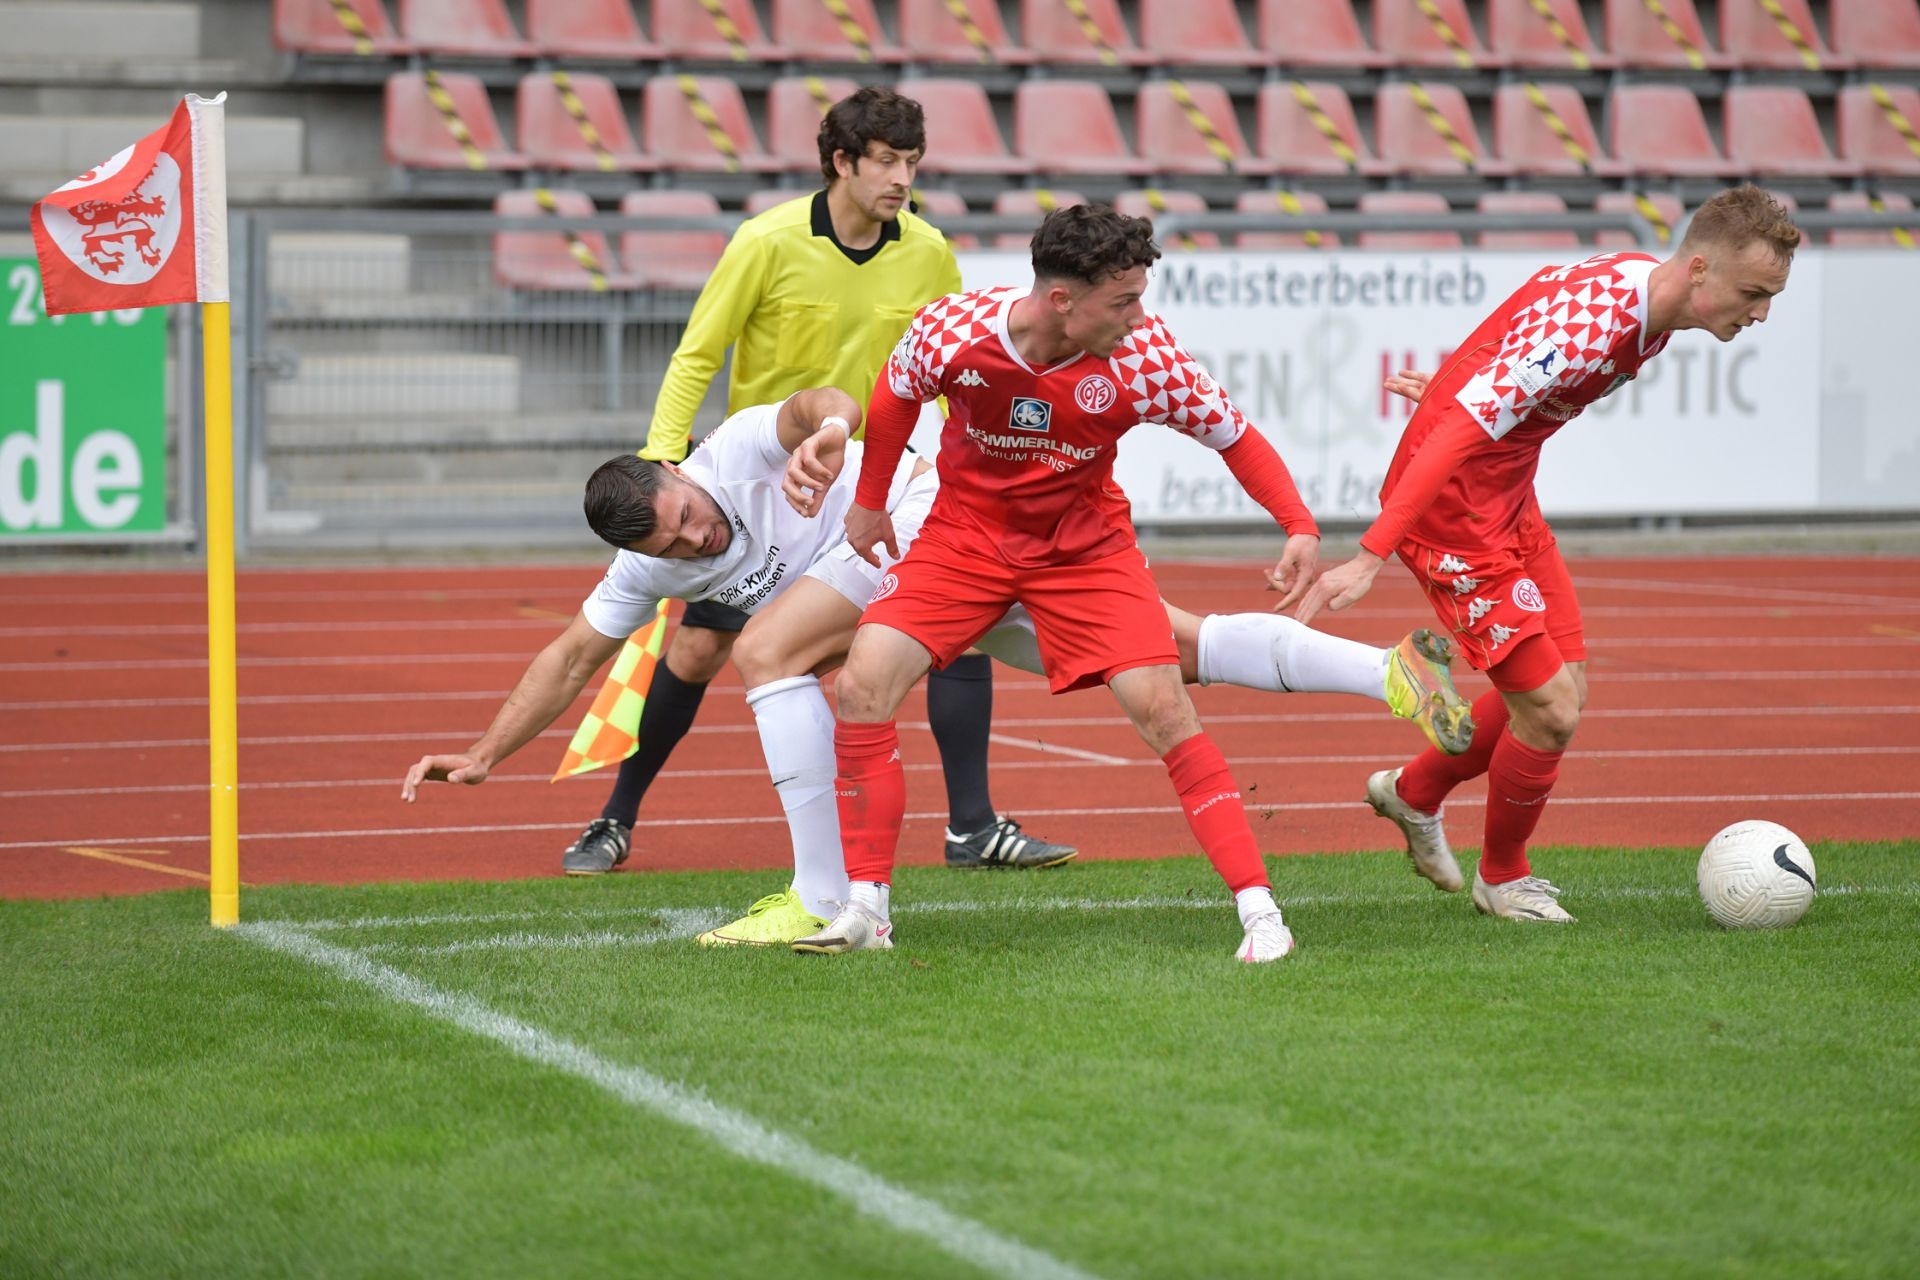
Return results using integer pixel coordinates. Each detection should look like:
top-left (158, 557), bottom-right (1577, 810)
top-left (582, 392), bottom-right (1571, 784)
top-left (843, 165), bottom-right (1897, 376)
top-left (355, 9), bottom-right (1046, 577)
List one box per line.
top-left (582, 404), bottom-right (915, 639)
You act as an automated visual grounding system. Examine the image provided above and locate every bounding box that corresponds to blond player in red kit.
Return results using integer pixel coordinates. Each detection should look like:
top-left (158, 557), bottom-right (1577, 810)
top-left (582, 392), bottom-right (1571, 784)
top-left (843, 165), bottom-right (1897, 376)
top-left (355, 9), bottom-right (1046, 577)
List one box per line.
top-left (794, 205), bottom-right (1324, 963)
top-left (1297, 186), bottom-right (1802, 923)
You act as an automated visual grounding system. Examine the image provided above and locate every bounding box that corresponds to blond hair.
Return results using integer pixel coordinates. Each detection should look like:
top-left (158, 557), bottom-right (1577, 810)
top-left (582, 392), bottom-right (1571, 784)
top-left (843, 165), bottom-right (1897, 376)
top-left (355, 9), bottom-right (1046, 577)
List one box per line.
top-left (1680, 185), bottom-right (1802, 262)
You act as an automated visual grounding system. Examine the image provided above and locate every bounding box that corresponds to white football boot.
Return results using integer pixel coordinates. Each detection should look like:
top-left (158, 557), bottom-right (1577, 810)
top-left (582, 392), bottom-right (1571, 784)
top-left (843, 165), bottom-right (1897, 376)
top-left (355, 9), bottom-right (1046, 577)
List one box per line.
top-left (1471, 871), bottom-right (1576, 923)
top-left (791, 899), bottom-right (895, 954)
top-left (1366, 768), bottom-right (1465, 893)
top-left (1236, 910), bottom-right (1296, 963)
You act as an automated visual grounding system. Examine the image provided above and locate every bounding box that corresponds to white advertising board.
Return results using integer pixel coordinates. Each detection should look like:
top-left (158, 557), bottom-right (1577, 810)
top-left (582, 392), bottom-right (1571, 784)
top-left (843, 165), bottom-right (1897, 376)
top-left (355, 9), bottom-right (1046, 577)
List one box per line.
top-left (953, 249), bottom-right (1829, 525)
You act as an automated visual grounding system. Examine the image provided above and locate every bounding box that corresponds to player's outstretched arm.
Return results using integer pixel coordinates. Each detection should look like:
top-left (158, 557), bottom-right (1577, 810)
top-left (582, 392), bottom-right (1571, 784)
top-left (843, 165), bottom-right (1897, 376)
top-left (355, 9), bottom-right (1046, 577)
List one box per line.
top-left (401, 612), bottom-right (624, 801)
top-left (1384, 369), bottom-right (1433, 404)
top-left (1294, 550), bottom-right (1386, 627)
top-left (1262, 533), bottom-right (1324, 613)
top-left (778, 387), bottom-right (860, 516)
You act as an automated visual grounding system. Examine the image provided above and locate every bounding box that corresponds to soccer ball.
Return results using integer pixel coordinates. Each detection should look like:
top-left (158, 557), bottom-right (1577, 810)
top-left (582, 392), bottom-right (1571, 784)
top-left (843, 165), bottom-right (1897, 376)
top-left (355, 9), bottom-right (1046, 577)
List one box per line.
top-left (1696, 820), bottom-right (1817, 929)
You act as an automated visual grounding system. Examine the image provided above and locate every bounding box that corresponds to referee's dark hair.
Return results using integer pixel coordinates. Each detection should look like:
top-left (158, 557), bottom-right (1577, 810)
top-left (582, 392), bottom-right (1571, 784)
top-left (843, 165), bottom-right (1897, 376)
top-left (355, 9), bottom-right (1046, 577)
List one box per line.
top-left (1031, 205), bottom-right (1163, 286)
top-left (818, 87), bottom-right (927, 184)
top-left (583, 454), bottom-right (667, 549)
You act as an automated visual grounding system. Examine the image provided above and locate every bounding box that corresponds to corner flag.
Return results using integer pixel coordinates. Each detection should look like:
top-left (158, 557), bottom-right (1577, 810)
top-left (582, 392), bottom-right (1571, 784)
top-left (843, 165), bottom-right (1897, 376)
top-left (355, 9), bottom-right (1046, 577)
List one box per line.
top-left (552, 601), bottom-right (672, 781)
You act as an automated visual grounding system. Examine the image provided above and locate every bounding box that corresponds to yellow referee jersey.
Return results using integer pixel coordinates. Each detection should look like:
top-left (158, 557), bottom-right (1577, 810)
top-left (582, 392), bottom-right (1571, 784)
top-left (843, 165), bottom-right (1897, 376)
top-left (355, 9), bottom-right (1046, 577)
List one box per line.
top-left (639, 191), bottom-right (962, 461)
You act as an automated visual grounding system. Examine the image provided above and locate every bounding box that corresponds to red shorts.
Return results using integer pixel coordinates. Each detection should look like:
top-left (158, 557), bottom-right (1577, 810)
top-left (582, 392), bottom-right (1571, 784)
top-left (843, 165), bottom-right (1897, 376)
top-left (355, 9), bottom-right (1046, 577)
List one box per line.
top-left (1397, 506), bottom-right (1585, 690)
top-left (860, 527), bottom-right (1178, 694)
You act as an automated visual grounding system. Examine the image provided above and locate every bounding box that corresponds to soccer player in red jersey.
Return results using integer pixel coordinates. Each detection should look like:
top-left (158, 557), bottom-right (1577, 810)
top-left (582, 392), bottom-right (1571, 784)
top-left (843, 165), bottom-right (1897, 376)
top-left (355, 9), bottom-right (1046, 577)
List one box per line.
top-left (791, 204), bottom-right (1324, 963)
top-left (1297, 186), bottom-right (1802, 923)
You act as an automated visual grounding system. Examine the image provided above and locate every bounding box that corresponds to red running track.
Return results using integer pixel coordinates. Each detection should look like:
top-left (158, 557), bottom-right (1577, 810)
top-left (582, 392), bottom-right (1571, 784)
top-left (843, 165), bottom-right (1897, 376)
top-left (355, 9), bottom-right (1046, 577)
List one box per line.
top-left (3, 557), bottom-right (1918, 900)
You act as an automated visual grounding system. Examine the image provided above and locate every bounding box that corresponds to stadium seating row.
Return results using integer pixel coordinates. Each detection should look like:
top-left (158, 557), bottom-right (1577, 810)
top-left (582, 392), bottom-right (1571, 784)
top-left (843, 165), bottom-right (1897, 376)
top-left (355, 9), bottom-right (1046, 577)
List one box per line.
top-left (498, 187), bottom-right (1917, 291)
top-left (279, 0), bottom-right (1920, 72)
top-left (391, 70), bottom-right (1920, 180)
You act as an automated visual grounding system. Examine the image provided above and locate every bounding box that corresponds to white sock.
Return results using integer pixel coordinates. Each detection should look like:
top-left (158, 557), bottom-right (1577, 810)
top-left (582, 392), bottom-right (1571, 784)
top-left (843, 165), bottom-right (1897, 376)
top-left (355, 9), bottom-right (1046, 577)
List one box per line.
top-left (1235, 885), bottom-right (1278, 927)
top-left (1197, 612), bottom-right (1389, 702)
top-left (745, 675), bottom-right (848, 919)
top-left (850, 880), bottom-right (891, 918)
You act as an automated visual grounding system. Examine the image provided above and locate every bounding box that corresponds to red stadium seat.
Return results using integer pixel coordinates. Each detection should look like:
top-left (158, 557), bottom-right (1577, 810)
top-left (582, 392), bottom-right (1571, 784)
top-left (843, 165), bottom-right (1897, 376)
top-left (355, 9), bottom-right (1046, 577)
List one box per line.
top-left (1014, 81), bottom-right (1153, 176)
top-left (1607, 85), bottom-right (1736, 178)
top-left (896, 77), bottom-right (1032, 175)
top-left (398, 0), bottom-right (536, 57)
top-left (1256, 81), bottom-right (1388, 176)
top-left (651, 0), bottom-right (781, 60)
top-left (1720, 0), bottom-right (1850, 69)
top-left (1256, 0), bottom-right (1388, 67)
top-left (1724, 86), bottom-right (1860, 178)
top-left (1475, 191), bottom-right (1580, 250)
top-left (1136, 80), bottom-right (1268, 176)
top-left (1826, 191), bottom-right (1919, 246)
top-left (618, 190), bottom-right (729, 290)
top-left (516, 73), bottom-right (654, 172)
top-left (898, 0), bottom-right (1031, 63)
top-left (766, 76), bottom-right (860, 174)
top-left (640, 74), bottom-right (782, 172)
top-left (385, 72), bottom-right (529, 170)
top-left (1140, 0), bottom-right (1261, 66)
top-left (525, 0), bottom-right (660, 59)
top-left (1375, 82), bottom-right (1512, 177)
top-left (993, 188), bottom-right (1088, 249)
top-left (1593, 191), bottom-right (1683, 249)
top-left (1020, 0), bottom-right (1155, 65)
top-left (274, 0), bottom-right (411, 54)
top-left (1839, 85), bottom-right (1920, 176)
top-left (1492, 83), bottom-right (1625, 178)
top-left (1372, 0), bottom-right (1502, 68)
top-left (494, 189), bottom-right (641, 291)
top-left (1830, 0), bottom-right (1920, 69)
top-left (1487, 0), bottom-right (1615, 69)
top-left (1602, 0), bottom-right (1732, 69)
top-left (771, 0), bottom-right (903, 63)
top-left (1233, 190), bottom-right (1340, 249)
top-left (743, 189), bottom-right (806, 216)
top-left (1114, 189), bottom-right (1222, 249)
top-left (1356, 191), bottom-right (1461, 249)
top-left (911, 188), bottom-right (978, 250)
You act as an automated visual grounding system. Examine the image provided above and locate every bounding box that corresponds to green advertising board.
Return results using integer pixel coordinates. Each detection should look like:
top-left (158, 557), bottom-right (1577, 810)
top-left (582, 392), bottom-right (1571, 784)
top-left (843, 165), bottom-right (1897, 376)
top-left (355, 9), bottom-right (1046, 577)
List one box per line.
top-left (1, 256), bottom-right (168, 537)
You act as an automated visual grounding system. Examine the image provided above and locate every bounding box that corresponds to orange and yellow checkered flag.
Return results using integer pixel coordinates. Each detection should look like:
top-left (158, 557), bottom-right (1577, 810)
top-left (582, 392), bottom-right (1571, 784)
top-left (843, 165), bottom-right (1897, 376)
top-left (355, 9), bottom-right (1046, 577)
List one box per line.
top-left (551, 601), bottom-right (670, 781)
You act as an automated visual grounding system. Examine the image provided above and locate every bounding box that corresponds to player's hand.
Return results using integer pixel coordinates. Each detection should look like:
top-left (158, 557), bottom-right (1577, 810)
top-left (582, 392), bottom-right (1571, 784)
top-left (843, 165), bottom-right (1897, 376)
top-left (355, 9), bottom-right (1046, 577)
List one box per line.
top-left (1262, 533), bottom-right (1321, 613)
top-left (843, 504), bottom-right (899, 569)
top-left (401, 753), bottom-right (490, 802)
top-left (783, 425), bottom-right (848, 517)
top-left (1294, 551), bottom-right (1385, 627)
top-left (1384, 369), bottom-right (1433, 405)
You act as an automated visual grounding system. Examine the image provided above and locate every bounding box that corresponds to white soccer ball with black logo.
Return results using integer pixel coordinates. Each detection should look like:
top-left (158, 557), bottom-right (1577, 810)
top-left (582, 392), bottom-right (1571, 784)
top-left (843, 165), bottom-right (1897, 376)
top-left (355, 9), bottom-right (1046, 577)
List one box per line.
top-left (1696, 820), bottom-right (1817, 929)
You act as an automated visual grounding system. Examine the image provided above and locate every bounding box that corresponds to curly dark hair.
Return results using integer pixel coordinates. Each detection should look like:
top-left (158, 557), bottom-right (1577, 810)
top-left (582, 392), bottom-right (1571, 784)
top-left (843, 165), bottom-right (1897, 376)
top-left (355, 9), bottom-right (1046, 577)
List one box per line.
top-left (583, 454), bottom-right (668, 549)
top-left (1029, 204), bottom-right (1162, 286)
top-left (817, 87), bottom-right (927, 184)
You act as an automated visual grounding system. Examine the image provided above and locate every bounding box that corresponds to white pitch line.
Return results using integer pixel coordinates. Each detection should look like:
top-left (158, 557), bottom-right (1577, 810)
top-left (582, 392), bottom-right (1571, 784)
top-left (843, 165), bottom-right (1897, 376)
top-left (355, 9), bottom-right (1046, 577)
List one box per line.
top-left (9, 790), bottom-right (1920, 853)
top-left (359, 910), bottom-right (728, 956)
top-left (234, 922), bottom-right (1100, 1280)
top-left (988, 733), bottom-right (1134, 766)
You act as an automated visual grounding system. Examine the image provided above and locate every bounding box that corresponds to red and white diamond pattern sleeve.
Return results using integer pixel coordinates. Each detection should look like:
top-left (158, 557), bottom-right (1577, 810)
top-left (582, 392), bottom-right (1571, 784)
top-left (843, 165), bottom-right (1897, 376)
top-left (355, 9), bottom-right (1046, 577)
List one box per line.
top-left (1112, 315), bottom-right (1250, 450)
top-left (1452, 271), bottom-right (1643, 440)
top-left (881, 290), bottom-right (999, 403)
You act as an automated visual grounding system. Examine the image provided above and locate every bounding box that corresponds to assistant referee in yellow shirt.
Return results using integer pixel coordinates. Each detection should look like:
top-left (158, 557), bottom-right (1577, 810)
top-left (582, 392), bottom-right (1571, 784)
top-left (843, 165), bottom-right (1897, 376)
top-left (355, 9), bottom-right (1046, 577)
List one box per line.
top-left (562, 88), bottom-right (1074, 877)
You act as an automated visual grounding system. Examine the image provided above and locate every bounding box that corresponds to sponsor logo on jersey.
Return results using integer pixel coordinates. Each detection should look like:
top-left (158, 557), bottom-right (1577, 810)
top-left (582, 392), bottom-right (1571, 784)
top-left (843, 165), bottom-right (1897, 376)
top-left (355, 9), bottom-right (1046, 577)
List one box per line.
top-left (1599, 372), bottom-right (1631, 399)
top-left (869, 572), bottom-right (899, 605)
top-left (953, 368), bottom-right (988, 388)
top-left (1513, 578), bottom-right (1546, 612)
top-left (1074, 374), bottom-right (1116, 415)
top-left (1510, 339), bottom-right (1564, 396)
top-left (1008, 397), bottom-right (1052, 435)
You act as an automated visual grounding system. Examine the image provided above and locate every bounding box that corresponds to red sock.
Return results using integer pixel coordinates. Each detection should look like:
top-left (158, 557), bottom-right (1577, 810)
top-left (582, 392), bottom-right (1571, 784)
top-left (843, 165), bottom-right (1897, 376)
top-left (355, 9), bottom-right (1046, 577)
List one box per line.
top-left (1163, 733), bottom-right (1269, 894)
top-left (1396, 689), bottom-right (1509, 814)
top-left (1480, 733), bottom-right (1563, 884)
top-left (835, 721), bottom-right (904, 886)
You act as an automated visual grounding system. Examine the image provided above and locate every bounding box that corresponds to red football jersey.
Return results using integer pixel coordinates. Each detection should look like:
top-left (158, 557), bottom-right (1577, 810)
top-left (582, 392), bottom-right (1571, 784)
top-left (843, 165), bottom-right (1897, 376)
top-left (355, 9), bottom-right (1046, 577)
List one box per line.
top-left (1363, 252), bottom-right (1672, 559)
top-left (876, 287), bottom-right (1258, 565)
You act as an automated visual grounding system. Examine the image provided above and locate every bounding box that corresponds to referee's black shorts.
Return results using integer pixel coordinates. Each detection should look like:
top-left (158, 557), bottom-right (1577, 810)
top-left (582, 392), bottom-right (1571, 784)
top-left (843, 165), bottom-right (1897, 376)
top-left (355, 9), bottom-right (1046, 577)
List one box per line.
top-left (681, 598), bottom-right (750, 633)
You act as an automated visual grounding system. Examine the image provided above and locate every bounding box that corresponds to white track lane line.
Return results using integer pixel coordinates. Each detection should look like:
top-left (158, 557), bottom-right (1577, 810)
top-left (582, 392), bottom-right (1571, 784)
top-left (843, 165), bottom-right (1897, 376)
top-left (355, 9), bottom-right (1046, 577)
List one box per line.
top-left (234, 922), bottom-right (1100, 1280)
top-left (8, 791), bottom-right (1919, 852)
top-left (987, 733), bottom-right (1134, 765)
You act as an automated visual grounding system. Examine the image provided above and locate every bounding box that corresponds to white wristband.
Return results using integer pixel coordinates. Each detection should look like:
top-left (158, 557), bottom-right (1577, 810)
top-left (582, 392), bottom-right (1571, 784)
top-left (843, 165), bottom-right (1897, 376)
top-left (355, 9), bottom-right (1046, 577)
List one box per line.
top-left (819, 415), bottom-right (850, 438)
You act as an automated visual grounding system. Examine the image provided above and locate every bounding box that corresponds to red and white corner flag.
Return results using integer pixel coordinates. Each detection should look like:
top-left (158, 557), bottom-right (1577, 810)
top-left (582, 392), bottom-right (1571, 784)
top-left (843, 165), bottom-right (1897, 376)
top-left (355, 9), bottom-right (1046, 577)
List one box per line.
top-left (29, 92), bottom-right (228, 316)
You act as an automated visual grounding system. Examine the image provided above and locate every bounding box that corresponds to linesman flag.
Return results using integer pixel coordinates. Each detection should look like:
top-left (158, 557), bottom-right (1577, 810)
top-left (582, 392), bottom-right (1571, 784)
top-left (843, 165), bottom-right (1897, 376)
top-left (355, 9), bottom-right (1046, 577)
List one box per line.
top-left (552, 601), bottom-right (672, 781)
top-left (30, 93), bottom-right (227, 314)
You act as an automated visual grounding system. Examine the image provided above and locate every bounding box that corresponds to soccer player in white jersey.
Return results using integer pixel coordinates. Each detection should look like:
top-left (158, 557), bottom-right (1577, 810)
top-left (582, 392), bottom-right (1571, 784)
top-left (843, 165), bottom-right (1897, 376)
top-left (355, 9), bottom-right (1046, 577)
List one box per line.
top-left (1298, 186), bottom-right (1801, 923)
top-left (400, 385), bottom-right (1473, 948)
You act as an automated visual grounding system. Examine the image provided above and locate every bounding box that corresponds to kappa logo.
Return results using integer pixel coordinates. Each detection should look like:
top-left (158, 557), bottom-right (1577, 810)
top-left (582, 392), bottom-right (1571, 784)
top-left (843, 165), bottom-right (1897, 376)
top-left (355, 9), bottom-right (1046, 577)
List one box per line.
top-left (1008, 396), bottom-right (1052, 434)
top-left (1451, 575), bottom-right (1481, 596)
top-left (1435, 554), bottom-right (1473, 575)
top-left (1513, 578), bottom-right (1546, 612)
top-left (1600, 359), bottom-right (1617, 376)
top-left (953, 368), bottom-right (988, 388)
top-left (1465, 597), bottom-right (1498, 625)
top-left (869, 572), bottom-right (899, 605)
top-left (1074, 373), bottom-right (1116, 414)
top-left (39, 150), bottom-right (184, 285)
top-left (1486, 622), bottom-right (1518, 648)
top-left (1473, 399), bottom-right (1500, 426)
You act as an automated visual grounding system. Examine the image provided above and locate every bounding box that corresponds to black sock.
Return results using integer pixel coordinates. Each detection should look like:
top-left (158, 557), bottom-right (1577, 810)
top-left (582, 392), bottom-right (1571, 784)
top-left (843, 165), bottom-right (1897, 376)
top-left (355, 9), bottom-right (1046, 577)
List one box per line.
top-left (928, 653), bottom-right (995, 835)
top-left (599, 663), bottom-right (707, 826)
